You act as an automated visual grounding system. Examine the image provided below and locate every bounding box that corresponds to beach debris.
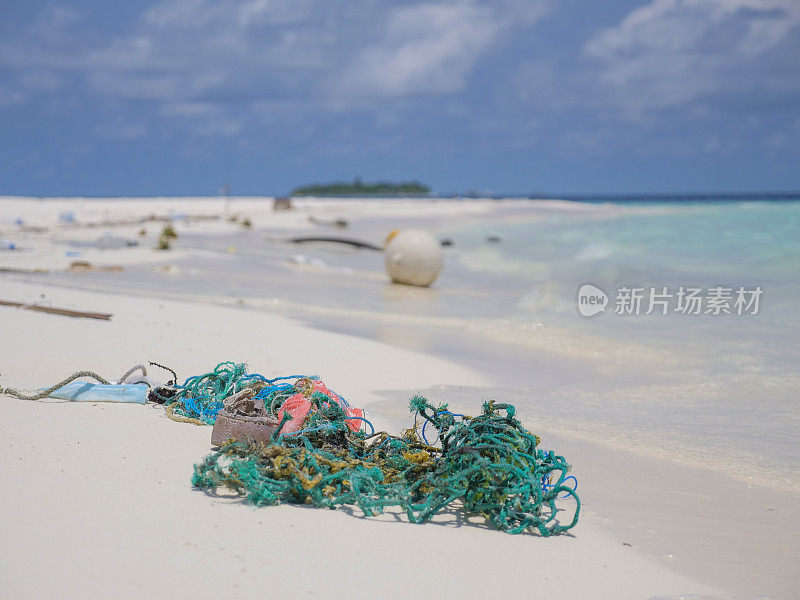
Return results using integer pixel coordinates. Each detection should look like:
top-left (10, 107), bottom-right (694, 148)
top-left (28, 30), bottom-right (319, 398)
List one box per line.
top-left (64, 213), bottom-right (217, 229)
top-left (10, 217), bottom-right (47, 233)
top-left (2, 370), bottom-right (111, 401)
top-left (0, 238), bottom-right (17, 251)
top-left (1, 358), bottom-right (580, 535)
top-left (384, 229), bottom-right (443, 287)
top-left (68, 261), bottom-right (124, 273)
top-left (59, 212), bottom-right (75, 224)
top-left (193, 395), bottom-right (580, 536)
top-left (0, 363), bottom-right (161, 403)
top-left (153, 362), bottom-right (364, 431)
top-left (139, 227), bottom-right (147, 236)
top-left (241, 217), bottom-right (253, 228)
top-left (439, 237), bottom-right (454, 247)
top-left (275, 377), bottom-right (364, 434)
top-left (96, 234), bottom-right (139, 250)
top-left (486, 234), bottom-right (502, 243)
top-left (64, 235), bottom-right (137, 250)
top-left (0, 267), bottom-right (49, 274)
top-left (146, 362), bottom-right (179, 403)
top-left (288, 236), bottom-right (381, 250)
top-left (48, 382), bottom-right (149, 403)
top-left (308, 216), bottom-right (348, 229)
top-left (118, 363), bottom-right (166, 387)
top-left (149, 386), bottom-right (178, 403)
top-left (0, 298), bottom-right (112, 320)
top-left (161, 224), bottom-right (178, 239)
top-left (273, 197), bottom-right (292, 211)
top-left (149, 361), bottom-right (261, 423)
top-left (211, 388), bottom-right (280, 446)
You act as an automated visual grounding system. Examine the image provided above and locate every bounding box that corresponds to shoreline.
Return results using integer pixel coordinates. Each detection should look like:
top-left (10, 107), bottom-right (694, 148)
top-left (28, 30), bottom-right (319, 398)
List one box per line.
top-left (2, 196), bottom-right (797, 598)
top-left (12, 271), bottom-right (797, 498)
top-left (0, 279), bottom-right (727, 600)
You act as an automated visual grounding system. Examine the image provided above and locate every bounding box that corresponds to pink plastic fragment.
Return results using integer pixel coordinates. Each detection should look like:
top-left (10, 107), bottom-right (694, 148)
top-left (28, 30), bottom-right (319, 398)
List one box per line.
top-left (275, 380), bottom-right (365, 434)
top-left (345, 406), bottom-right (364, 432)
top-left (276, 393), bottom-right (313, 434)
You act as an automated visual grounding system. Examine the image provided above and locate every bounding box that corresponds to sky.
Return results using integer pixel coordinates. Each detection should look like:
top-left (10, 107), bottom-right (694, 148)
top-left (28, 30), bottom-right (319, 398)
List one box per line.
top-left (1, 0), bottom-right (799, 196)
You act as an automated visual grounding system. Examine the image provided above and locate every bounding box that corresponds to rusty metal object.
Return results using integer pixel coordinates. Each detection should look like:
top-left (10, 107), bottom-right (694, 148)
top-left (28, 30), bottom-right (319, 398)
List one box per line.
top-left (211, 411), bottom-right (281, 446)
top-left (211, 388), bottom-right (280, 446)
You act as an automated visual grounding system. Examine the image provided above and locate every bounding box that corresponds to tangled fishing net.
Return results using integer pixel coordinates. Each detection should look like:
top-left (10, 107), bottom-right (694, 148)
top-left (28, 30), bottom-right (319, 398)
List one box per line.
top-left (149, 361), bottom-right (266, 423)
top-left (152, 361), bottom-right (364, 428)
top-left (193, 387), bottom-right (580, 536)
top-left (2, 360), bottom-right (580, 535)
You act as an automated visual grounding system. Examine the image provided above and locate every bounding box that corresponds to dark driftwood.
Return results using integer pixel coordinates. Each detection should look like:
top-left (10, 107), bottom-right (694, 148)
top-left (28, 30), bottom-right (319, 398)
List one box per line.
top-left (0, 267), bottom-right (49, 274)
top-left (288, 236), bottom-right (382, 250)
top-left (0, 299), bottom-right (112, 320)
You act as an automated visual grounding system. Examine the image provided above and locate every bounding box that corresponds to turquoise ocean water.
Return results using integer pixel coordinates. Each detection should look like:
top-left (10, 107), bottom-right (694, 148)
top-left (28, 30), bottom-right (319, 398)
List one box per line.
top-left (439, 200), bottom-right (800, 492)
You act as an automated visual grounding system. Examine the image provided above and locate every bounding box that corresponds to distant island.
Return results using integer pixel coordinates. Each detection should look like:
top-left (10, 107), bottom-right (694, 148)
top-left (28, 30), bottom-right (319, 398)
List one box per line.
top-left (292, 178), bottom-right (431, 197)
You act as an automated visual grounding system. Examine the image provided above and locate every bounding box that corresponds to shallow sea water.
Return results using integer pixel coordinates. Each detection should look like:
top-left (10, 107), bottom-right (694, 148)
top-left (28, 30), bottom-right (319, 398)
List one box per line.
top-left (440, 201), bottom-right (800, 492)
top-left (281, 200), bottom-right (800, 497)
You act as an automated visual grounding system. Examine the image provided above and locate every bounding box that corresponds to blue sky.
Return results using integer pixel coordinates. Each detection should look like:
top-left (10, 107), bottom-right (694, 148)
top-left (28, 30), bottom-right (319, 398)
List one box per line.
top-left (1, 0), bottom-right (799, 196)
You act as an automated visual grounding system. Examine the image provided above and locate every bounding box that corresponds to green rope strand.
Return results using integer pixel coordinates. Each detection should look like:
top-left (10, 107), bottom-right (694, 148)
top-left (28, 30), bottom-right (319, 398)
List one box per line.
top-left (192, 394), bottom-right (580, 536)
top-left (1, 371), bottom-right (111, 401)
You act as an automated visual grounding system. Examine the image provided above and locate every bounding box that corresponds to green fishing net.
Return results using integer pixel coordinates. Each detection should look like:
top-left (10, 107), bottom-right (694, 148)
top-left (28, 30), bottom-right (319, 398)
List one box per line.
top-left (193, 395), bottom-right (580, 536)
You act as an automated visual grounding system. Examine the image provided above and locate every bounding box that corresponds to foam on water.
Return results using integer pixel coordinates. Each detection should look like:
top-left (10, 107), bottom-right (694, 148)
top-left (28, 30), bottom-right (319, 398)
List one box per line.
top-left (438, 201), bottom-right (800, 493)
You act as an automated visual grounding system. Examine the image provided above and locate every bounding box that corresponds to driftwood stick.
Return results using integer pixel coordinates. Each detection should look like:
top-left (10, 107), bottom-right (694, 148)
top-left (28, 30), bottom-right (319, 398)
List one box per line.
top-left (0, 299), bottom-right (112, 321)
top-left (288, 236), bottom-right (382, 250)
top-left (0, 267), bottom-right (49, 274)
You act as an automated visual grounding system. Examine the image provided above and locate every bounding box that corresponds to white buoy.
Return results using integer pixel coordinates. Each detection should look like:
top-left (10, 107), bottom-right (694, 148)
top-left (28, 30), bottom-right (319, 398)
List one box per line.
top-left (384, 229), bottom-right (443, 287)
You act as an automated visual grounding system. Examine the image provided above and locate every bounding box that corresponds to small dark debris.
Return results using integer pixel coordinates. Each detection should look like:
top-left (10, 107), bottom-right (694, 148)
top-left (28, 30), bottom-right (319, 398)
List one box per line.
top-left (149, 386), bottom-right (179, 404)
top-left (273, 197), bottom-right (292, 211)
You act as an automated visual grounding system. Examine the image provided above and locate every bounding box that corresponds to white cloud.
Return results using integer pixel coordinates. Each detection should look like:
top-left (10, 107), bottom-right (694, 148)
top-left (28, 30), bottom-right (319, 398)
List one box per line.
top-left (342, 3), bottom-right (501, 97)
top-left (6, 0), bottom-right (795, 159)
top-left (584, 0), bottom-right (800, 113)
top-left (0, 0), bottom-right (550, 135)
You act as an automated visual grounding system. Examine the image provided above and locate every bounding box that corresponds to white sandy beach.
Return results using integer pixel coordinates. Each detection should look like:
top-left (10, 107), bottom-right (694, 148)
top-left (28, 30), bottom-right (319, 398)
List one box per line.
top-left (1, 196), bottom-right (797, 599)
top-left (0, 279), bottom-right (726, 600)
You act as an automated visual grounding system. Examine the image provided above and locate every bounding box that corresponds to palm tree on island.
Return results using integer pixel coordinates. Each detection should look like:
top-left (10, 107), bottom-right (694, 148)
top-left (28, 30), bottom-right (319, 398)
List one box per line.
top-left (292, 178), bottom-right (431, 197)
